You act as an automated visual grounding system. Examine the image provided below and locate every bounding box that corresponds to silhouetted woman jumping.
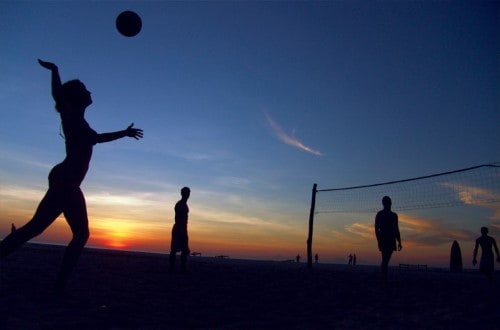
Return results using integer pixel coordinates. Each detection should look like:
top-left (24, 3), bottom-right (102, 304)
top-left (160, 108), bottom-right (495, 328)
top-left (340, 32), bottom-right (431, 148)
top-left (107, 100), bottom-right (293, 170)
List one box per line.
top-left (0, 59), bottom-right (143, 292)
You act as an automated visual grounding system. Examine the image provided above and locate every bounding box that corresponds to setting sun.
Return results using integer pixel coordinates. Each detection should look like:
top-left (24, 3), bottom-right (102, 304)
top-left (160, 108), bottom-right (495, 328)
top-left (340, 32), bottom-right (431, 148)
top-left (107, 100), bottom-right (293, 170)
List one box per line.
top-left (91, 219), bottom-right (138, 250)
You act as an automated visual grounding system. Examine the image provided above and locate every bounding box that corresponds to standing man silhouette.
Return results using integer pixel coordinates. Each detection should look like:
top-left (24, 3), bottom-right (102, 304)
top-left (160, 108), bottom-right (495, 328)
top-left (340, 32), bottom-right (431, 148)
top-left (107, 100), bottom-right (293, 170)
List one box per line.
top-left (375, 196), bottom-right (402, 281)
top-left (473, 226), bottom-right (500, 282)
top-left (0, 59), bottom-right (143, 293)
top-left (169, 187), bottom-right (191, 272)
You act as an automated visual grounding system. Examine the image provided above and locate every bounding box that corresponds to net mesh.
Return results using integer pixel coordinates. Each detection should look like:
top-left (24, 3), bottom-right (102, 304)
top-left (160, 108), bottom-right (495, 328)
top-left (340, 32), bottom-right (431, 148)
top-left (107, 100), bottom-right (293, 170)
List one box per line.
top-left (315, 164), bottom-right (500, 214)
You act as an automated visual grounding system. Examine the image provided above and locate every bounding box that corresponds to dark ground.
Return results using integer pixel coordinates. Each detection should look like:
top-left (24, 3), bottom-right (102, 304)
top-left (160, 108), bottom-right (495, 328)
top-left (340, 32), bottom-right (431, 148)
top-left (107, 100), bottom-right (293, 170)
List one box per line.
top-left (1, 243), bottom-right (499, 329)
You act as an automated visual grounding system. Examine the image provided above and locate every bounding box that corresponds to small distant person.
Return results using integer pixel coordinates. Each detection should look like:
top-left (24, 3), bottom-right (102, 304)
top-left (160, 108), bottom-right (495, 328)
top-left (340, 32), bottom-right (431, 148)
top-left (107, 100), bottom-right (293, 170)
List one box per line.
top-left (315, 253), bottom-right (319, 264)
top-left (473, 227), bottom-right (500, 282)
top-left (348, 254), bottom-right (353, 265)
top-left (169, 187), bottom-right (191, 272)
top-left (296, 254), bottom-right (301, 263)
top-left (375, 196), bottom-right (402, 281)
top-left (0, 59), bottom-right (143, 293)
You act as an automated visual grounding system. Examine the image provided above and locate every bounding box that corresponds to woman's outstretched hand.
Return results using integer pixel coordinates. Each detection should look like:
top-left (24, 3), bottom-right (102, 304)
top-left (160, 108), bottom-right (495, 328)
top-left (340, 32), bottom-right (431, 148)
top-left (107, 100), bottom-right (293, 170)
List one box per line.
top-left (125, 123), bottom-right (143, 140)
top-left (38, 59), bottom-right (58, 71)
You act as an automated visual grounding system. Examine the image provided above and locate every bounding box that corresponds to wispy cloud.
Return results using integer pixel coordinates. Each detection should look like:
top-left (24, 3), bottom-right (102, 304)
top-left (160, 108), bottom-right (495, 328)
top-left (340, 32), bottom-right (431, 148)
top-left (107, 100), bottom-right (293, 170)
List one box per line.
top-left (0, 147), bottom-right (53, 170)
top-left (441, 182), bottom-right (500, 220)
top-left (264, 112), bottom-right (323, 156)
top-left (398, 215), bottom-right (475, 246)
top-left (441, 182), bottom-right (499, 205)
top-left (214, 176), bottom-right (251, 188)
top-left (340, 213), bottom-right (476, 249)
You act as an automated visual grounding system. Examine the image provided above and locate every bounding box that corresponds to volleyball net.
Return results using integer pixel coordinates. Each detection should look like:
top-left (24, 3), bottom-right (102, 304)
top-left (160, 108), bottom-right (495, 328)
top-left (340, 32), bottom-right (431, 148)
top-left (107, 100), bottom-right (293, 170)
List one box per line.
top-left (306, 163), bottom-right (500, 267)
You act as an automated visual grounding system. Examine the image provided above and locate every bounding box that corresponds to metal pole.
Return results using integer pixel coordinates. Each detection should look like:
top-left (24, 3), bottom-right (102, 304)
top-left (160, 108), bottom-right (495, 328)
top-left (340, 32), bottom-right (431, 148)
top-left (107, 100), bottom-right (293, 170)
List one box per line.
top-left (307, 183), bottom-right (317, 269)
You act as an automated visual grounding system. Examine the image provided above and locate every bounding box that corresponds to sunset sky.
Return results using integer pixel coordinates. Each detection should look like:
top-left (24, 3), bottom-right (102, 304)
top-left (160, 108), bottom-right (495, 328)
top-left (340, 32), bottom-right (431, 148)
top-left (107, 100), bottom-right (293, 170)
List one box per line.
top-left (1, 1), bottom-right (499, 267)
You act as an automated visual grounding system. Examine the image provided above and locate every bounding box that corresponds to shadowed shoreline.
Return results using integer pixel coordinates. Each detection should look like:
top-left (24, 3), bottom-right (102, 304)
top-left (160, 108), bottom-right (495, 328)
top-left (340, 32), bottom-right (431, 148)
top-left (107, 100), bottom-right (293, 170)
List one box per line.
top-left (1, 243), bottom-right (498, 329)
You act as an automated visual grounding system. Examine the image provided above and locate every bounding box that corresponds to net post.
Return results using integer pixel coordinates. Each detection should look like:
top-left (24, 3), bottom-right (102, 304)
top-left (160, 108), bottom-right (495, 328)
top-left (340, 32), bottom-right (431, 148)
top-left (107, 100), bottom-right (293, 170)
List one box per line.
top-left (307, 183), bottom-right (317, 269)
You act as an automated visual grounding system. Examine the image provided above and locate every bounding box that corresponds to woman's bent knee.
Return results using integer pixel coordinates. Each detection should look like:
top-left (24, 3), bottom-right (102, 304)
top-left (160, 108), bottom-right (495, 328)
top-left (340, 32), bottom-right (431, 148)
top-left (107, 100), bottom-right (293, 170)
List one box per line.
top-left (72, 230), bottom-right (89, 247)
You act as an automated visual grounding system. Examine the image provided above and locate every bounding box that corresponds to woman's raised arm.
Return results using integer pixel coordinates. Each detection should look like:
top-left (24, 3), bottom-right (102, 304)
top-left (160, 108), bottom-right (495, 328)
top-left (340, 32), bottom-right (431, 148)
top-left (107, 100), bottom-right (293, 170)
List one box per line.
top-left (38, 59), bottom-right (63, 104)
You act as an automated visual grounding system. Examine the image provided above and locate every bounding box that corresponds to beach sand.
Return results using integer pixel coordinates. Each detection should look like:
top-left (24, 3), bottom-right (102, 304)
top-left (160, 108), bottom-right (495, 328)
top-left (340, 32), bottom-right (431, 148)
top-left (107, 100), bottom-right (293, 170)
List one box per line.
top-left (1, 243), bottom-right (498, 329)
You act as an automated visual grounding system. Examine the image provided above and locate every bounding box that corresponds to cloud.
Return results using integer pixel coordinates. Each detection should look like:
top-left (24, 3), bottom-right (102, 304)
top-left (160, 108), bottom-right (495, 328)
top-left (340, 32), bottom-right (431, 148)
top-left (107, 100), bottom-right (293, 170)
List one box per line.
top-left (441, 182), bottom-right (499, 205)
top-left (342, 213), bottom-right (477, 249)
top-left (264, 112), bottom-right (323, 156)
top-left (441, 182), bottom-right (500, 220)
top-left (0, 147), bottom-right (53, 171)
top-left (398, 215), bottom-right (475, 246)
top-left (213, 176), bottom-right (251, 189)
top-left (345, 222), bottom-right (373, 240)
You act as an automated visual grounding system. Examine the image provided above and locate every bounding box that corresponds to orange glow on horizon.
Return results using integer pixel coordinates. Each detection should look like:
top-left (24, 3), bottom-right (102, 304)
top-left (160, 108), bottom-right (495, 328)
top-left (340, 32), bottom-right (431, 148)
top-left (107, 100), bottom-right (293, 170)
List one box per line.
top-left (102, 232), bottom-right (130, 249)
top-left (0, 194), bottom-right (493, 268)
top-left (90, 218), bottom-right (144, 250)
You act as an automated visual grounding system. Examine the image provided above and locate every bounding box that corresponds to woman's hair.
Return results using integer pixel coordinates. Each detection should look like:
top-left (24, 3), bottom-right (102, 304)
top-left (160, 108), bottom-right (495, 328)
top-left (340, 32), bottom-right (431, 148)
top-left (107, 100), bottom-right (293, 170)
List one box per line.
top-left (55, 79), bottom-right (87, 113)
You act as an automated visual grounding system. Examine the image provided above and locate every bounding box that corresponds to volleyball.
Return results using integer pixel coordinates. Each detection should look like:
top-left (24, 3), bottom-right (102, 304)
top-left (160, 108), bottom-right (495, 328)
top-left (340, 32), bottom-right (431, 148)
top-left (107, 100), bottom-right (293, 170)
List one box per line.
top-left (116, 11), bottom-right (142, 37)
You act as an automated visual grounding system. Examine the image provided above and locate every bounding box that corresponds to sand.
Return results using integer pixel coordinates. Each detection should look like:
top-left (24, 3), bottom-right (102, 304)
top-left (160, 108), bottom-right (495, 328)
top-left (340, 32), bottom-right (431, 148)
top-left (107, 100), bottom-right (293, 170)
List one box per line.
top-left (1, 243), bottom-right (498, 329)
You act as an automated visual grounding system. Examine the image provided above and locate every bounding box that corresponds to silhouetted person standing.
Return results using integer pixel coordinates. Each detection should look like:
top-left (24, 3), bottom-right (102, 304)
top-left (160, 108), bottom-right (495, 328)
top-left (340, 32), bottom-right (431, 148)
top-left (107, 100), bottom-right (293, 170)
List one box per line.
top-left (0, 59), bottom-right (143, 293)
top-left (473, 227), bottom-right (500, 282)
top-left (169, 187), bottom-right (191, 272)
top-left (375, 196), bottom-right (402, 281)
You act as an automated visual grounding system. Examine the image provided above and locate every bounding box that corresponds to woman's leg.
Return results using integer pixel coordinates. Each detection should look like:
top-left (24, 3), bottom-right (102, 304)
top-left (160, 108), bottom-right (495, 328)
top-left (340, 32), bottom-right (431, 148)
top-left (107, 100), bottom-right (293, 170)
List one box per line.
top-left (54, 188), bottom-right (89, 292)
top-left (0, 188), bottom-right (62, 258)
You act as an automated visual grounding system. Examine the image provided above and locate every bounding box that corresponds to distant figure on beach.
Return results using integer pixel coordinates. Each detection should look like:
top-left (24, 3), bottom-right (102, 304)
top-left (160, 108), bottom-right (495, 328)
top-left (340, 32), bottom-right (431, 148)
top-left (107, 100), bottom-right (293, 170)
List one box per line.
top-left (315, 253), bottom-right (319, 263)
top-left (348, 254), bottom-right (353, 265)
top-left (169, 187), bottom-right (191, 272)
top-left (473, 227), bottom-right (500, 282)
top-left (375, 196), bottom-right (402, 281)
top-left (0, 59), bottom-right (143, 293)
top-left (296, 254), bottom-right (301, 263)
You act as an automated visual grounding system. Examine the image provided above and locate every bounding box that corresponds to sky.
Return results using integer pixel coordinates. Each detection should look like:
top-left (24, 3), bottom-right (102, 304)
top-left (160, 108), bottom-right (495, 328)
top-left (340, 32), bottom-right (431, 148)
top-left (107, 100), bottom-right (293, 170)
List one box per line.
top-left (1, 1), bottom-right (499, 267)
